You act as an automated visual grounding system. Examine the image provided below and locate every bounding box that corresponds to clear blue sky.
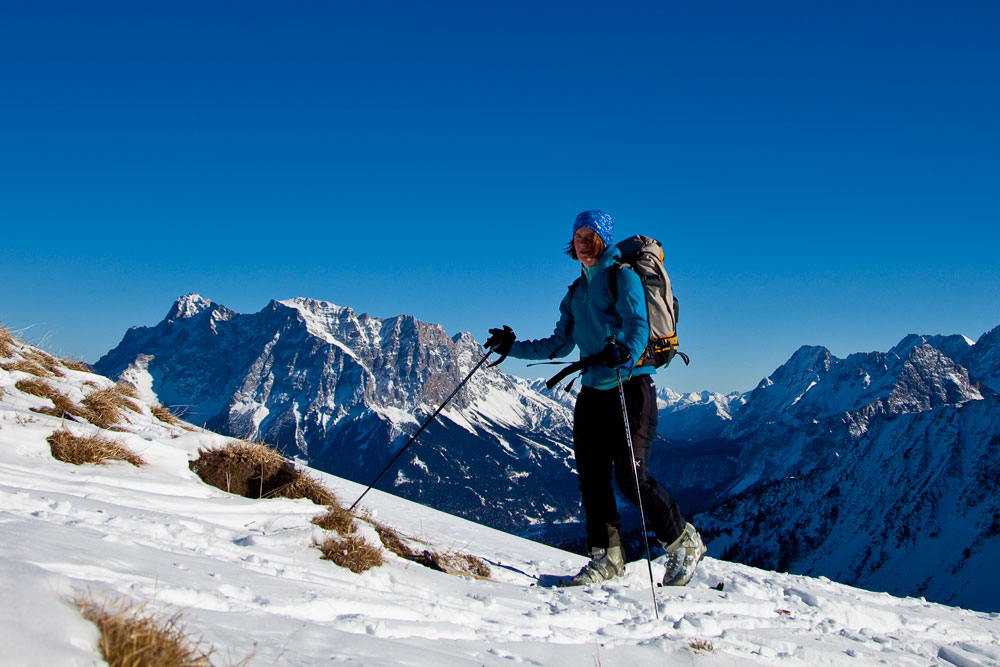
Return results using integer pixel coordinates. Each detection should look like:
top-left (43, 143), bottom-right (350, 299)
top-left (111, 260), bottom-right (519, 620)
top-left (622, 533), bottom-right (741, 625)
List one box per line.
top-left (2, 1), bottom-right (998, 394)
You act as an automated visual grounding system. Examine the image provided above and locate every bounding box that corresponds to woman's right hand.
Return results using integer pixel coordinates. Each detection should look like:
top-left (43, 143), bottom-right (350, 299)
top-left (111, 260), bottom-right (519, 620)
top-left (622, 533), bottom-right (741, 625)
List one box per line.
top-left (485, 326), bottom-right (516, 357)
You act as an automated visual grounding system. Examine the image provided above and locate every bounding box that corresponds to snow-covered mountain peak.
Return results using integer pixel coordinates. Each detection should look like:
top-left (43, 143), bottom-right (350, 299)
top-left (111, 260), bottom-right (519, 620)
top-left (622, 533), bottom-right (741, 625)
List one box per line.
top-left (277, 296), bottom-right (352, 319)
top-left (165, 292), bottom-right (215, 321)
top-left (889, 332), bottom-right (973, 362)
top-left (774, 344), bottom-right (832, 380)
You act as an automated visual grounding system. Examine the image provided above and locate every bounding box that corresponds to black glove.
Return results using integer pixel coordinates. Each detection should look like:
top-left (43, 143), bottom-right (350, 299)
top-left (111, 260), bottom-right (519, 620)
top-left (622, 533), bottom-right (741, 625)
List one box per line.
top-left (600, 339), bottom-right (634, 369)
top-left (484, 325), bottom-right (515, 362)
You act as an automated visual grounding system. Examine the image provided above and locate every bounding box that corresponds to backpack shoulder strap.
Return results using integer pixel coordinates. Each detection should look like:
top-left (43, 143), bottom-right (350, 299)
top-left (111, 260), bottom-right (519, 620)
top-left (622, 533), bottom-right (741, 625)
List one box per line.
top-left (550, 278), bottom-right (582, 360)
top-left (608, 260), bottom-right (630, 302)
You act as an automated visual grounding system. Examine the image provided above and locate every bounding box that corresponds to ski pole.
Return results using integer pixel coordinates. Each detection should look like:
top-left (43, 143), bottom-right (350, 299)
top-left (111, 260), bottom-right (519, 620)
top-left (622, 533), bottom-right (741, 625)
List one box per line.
top-left (616, 368), bottom-right (659, 620)
top-left (348, 349), bottom-right (494, 512)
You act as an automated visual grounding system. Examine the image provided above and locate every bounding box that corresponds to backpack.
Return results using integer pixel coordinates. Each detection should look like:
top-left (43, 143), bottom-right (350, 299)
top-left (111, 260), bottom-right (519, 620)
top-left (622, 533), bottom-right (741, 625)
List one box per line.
top-left (612, 235), bottom-right (689, 369)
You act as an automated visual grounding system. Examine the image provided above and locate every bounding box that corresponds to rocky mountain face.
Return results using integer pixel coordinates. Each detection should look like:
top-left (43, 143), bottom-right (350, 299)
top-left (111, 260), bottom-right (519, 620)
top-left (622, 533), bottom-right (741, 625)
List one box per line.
top-left (96, 295), bottom-right (582, 535)
top-left (693, 328), bottom-right (1000, 612)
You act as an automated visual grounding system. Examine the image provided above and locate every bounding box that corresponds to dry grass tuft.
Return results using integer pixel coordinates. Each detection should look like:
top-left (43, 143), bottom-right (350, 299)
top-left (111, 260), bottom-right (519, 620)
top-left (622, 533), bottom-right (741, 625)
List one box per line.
top-left (3, 347), bottom-right (67, 378)
top-left (364, 515), bottom-right (489, 577)
top-left (689, 639), bottom-right (717, 654)
top-left (0, 327), bottom-right (14, 358)
top-left (189, 441), bottom-right (338, 506)
top-left (276, 472), bottom-right (340, 506)
top-left (77, 595), bottom-right (213, 667)
top-left (47, 429), bottom-right (146, 466)
top-left (433, 551), bottom-right (492, 579)
top-left (17, 377), bottom-right (63, 401)
top-left (115, 381), bottom-right (140, 399)
top-left (151, 404), bottom-right (182, 425)
top-left (61, 358), bottom-right (93, 372)
top-left (3, 358), bottom-right (53, 377)
top-left (82, 383), bottom-right (141, 429)
top-left (16, 378), bottom-right (91, 421)
top-left (311, 506), bottom-right (356, 535)
top-left (315, 534), bottom-right (384, 573)
top-left (23, 348), bottom-right (65, 377)
top-left (368, 516), bottom-right (418, 560)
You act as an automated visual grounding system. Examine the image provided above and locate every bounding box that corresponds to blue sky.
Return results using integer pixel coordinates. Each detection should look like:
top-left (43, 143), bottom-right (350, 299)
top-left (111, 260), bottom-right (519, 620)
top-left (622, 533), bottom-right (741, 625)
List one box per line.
top-left (2, 1), bottom-right (998, 393)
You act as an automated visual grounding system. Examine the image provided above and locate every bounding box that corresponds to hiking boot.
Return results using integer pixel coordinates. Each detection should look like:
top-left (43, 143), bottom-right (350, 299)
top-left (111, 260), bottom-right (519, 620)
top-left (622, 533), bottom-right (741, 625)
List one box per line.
top-left (660, 522), bottom-right (706, 586)
top-left (565, 546), bottom-right (626, 586)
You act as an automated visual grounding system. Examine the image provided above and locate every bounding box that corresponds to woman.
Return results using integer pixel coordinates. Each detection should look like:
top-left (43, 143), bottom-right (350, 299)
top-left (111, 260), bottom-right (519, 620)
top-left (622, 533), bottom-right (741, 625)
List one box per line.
top-left (487, 210), bottom-right (705, 586)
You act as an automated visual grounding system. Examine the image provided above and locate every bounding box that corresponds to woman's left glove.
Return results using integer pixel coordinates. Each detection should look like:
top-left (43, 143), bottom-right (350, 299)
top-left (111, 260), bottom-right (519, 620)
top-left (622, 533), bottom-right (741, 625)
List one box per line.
top-left (600, 339), bottom-right (634, 369)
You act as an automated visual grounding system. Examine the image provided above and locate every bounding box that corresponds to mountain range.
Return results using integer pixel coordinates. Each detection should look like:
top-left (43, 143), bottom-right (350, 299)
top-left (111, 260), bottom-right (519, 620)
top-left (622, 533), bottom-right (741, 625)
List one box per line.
top-left (684, 331), bottom-right (1000, 612)
top-left (95, 294), bottom-right (1000, 611)
top-left (95, 295), bottom-right (582, 536)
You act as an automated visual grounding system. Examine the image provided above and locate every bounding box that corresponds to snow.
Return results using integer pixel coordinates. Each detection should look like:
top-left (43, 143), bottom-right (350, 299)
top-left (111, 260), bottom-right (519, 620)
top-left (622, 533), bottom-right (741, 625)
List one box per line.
top-left (789, 380), bottom-right (818, 406)
top-left (3, 351), bottom-right (1000, 665)
top-left (170, 293), bottom-right (213, 319)
top-left (374, 404), bottom-right (420, 427)
top-left (278, 298), bottom-right (365, 363)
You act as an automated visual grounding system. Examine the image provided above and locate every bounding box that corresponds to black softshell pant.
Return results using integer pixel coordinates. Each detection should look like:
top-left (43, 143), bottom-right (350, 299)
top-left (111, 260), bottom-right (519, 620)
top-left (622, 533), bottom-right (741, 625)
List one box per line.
top-left (573, 374), bottom-right (685, 550)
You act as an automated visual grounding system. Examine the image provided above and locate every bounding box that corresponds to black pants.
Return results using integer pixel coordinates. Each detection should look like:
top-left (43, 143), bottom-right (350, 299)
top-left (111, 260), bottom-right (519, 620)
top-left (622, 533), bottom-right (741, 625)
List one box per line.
top-left (573, 375), bottom-right (685, 550)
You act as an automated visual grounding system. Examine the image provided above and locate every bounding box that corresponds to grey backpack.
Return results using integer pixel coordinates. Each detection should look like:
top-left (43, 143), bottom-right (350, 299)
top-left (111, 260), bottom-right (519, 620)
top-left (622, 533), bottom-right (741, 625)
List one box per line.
top-left (613, 235), bottom-right (688, 368)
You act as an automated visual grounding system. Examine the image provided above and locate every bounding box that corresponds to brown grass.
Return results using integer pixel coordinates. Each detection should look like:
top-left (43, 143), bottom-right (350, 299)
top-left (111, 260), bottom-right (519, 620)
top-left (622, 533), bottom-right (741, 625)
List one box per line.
top-left (315, 534), bottom-right (384, 573)
top-left (47, 429), bottom-right (146, 466)
top-left (17, 377), bottom-right (145, 429)
top-left (689, 639), bottom-right (717, 653)
top-left (151, 405), bottom-right (182, 425)
top-left (189, 441), bottom-right (338, 506)
top-left (23, 348), bottom-right (65, 377)
top-left (0, 327), bottom-right (14, 357)
top-left (364, 515), bottom-right (489, 578)
top-left (115, 381), bottom-right (139, 399)
top-left (77, 595), bottom-right (213, 667)
top-left (61, 358), bottom-right (93, 372)
top-left (368, 516), bottom-right (418, 560)
top-left (16, 378), bottom-right (92, 421)
top-left (17, 377), bottom-right (62, 401)
top-left (82, 383), bottom-right (141, 429)
top-left (433, 551), bottom-right (492, 579)
top-left (311, 506), bottom-right (355, 535)
top-left (3, 358), bottom-right (53, 377)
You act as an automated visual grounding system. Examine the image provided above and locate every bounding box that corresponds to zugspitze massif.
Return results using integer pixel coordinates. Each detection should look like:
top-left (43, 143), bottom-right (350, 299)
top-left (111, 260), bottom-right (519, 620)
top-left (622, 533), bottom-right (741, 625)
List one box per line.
top-left (96, 294), bottom-right (1000, 612)
top-left (95, 294), bottom-right (581, 535)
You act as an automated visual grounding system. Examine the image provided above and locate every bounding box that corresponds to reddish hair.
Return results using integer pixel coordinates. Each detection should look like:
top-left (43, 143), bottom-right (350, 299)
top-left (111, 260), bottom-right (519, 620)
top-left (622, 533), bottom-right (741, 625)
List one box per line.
top-left (566, 233), bottom-right (606, 260)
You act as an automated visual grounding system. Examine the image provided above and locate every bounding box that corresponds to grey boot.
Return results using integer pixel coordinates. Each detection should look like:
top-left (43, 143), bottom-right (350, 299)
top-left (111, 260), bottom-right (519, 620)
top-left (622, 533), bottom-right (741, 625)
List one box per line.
top-left (660, 522), bottom-right (706, 586)
top-left (566, 545), bottom-right (626, 586)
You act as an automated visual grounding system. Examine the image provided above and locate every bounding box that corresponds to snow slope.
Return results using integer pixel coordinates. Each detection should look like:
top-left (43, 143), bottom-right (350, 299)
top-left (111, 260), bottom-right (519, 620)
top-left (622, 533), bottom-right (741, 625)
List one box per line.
top-left (3, 343), bottom-right (1000, 666)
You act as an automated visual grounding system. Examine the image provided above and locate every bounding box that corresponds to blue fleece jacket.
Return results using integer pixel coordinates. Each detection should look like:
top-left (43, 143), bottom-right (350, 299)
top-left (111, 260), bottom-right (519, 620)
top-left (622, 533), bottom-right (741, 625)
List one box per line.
top-left (508, 246), bottom-right (654, 390)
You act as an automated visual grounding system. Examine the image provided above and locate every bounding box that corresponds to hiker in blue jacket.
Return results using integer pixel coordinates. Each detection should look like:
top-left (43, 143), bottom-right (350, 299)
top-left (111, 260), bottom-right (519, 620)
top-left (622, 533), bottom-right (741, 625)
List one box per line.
top-left (486, 210), bottom-right (705, 586)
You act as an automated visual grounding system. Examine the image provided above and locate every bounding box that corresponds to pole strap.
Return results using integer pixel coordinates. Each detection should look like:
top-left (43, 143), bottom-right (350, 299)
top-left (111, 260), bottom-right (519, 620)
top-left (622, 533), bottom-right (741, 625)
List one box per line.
top-left (544, 352), bottom-right (603, 390)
